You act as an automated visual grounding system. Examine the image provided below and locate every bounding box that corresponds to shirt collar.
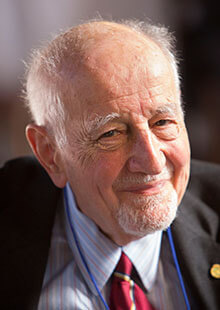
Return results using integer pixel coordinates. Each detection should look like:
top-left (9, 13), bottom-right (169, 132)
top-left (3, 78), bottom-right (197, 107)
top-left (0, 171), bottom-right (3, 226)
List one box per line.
top-left (123, 231), bottom-right (162, 289)
top-left (64, 183), bottom-right (162, 295)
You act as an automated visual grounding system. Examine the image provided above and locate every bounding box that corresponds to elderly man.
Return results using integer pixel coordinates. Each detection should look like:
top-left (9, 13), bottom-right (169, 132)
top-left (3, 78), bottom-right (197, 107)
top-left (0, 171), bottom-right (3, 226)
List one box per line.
top-left (0, 20), bottom-right (220, 310)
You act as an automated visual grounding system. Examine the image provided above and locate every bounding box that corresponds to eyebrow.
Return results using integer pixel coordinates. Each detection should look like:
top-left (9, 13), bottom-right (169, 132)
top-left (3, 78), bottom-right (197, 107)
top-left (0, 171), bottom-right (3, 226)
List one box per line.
top-left (84, 112), bottom-right (121, 133)
top-left (155, 102), bottom-right (180, 115)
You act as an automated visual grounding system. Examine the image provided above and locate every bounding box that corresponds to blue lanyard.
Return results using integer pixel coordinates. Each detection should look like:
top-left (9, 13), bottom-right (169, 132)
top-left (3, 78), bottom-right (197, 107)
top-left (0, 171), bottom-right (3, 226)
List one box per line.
top-left (64, 186), bottom-right (110, 310)
top-left (167, 227), bottom-right (191, 310)
top-left (64, 186), bottom-right (190, 310)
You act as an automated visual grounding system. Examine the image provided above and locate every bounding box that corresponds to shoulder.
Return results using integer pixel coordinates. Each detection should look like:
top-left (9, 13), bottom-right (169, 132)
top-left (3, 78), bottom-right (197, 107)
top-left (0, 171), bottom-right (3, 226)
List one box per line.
top-left (176, 159), bottom-right (220, 239)
top-left (190, 158), bottom-right (220, 184)
top-left (0, 156), bottom-right (61, 211)
top-left (0, 156), bottom-right (48, 182)
top-left (187, 159), bottom-right (220, 214)
top-left (0, 155), bottom-right (61, 251)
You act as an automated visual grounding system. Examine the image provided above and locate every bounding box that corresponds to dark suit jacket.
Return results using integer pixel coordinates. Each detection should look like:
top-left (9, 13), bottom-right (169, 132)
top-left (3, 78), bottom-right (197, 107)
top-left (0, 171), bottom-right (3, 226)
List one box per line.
top-left (0, 157), bottom-right (220, 309)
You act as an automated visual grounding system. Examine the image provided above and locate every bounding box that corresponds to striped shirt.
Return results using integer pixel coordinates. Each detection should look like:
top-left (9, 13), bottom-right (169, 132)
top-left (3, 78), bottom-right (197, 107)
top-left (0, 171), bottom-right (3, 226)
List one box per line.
top-left (38, 183), bottom-right (187, 310)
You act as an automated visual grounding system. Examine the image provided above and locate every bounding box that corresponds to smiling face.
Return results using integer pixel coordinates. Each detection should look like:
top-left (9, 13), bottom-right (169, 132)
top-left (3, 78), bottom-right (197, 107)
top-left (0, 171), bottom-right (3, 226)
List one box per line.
top-left (60, 34), bottom-right (190, 245)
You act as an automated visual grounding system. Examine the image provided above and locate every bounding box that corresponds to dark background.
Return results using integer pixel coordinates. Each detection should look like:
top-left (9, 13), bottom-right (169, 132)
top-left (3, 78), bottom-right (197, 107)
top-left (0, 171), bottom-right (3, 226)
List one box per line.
top-left (0, 0), bottom-right (219, 165)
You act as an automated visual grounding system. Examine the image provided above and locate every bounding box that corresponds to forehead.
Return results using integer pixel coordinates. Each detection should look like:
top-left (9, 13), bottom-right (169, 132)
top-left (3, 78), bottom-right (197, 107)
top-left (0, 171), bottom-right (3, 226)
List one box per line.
top-left (64, 33), bottom-right (178, 122)
top-left (85, 35), bottom-right (173, 91)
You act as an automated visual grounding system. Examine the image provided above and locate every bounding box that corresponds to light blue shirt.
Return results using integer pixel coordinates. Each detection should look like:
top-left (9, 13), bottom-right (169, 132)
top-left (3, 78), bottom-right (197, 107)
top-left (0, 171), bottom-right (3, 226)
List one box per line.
top-left (38, 183), bottom-right (186, 309)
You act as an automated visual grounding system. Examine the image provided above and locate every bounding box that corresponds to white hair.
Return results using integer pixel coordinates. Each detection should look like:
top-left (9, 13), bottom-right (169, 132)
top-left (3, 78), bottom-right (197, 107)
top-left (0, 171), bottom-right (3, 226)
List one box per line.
top-left (25, 19), bottom-right (181, 148)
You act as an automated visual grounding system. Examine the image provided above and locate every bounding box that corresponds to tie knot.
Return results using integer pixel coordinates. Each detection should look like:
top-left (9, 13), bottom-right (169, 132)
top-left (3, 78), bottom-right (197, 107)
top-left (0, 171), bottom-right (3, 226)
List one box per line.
top-left (115, 252), bottom-right (132, 276)
top-left (111, 252), bottom-right (155, 310)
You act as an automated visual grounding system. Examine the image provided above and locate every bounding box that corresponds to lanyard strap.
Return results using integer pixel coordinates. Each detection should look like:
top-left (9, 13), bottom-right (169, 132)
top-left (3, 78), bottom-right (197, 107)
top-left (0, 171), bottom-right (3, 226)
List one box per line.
top-left (167, 227), bottom-right (191, 310)
top-left (64, 186), bottom-right (110, 310)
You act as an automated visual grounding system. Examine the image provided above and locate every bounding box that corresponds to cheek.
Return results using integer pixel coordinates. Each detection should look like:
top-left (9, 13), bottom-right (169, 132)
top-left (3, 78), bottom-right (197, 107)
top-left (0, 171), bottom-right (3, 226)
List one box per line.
top-left (92, 151), bottom-right (127, 189)
top-left (82, 151), bottom-right (127, 214)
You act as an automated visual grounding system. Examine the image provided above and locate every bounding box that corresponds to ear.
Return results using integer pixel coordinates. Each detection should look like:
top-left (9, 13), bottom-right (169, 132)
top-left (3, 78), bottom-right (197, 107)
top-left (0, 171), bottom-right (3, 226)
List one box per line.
top-left (26, 123), bottom-right (67, 188)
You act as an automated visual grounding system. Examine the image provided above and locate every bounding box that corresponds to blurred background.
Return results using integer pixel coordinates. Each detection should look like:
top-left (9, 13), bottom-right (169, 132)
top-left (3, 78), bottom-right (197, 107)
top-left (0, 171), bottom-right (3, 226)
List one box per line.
top-left (0, 0), bottom-right (219, 166)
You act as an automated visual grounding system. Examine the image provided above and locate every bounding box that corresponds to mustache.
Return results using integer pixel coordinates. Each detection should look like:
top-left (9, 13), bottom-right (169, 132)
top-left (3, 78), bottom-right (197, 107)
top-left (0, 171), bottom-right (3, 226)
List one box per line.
top-left (113, 165), bottom-right (174, 188)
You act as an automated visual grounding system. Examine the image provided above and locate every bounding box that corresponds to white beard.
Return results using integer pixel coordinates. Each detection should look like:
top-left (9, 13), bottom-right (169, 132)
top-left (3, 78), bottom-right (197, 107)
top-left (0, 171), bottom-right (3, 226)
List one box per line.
top-left (115, 187), bottom-right (178, 237)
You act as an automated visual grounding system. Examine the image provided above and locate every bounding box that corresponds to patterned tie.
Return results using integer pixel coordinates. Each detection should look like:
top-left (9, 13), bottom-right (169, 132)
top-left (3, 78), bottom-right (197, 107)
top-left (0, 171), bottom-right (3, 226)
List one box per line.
top-left (109, 252), bottom-right (155, 310)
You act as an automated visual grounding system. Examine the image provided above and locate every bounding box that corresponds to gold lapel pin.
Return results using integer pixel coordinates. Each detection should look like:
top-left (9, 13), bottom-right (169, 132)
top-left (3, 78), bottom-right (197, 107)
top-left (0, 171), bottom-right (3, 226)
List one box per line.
top-left (210, 264), bottom-right (220, 279)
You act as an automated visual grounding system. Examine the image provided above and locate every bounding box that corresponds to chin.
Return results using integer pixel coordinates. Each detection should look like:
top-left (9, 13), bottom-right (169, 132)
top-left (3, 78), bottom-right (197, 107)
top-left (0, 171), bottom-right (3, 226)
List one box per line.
top-left (115, 188), bottom-right (178, 237)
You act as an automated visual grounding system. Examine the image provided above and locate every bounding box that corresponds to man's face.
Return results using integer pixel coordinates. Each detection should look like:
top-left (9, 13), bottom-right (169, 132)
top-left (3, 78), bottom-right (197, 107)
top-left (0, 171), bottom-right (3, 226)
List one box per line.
top-left (61, 37), bottom-right (190, 245)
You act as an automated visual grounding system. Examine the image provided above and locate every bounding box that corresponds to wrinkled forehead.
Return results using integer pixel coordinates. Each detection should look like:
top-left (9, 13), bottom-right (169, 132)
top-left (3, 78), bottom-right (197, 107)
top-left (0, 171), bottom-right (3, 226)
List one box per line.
top-left (68, 37), bottom-right (175, 101)
top-left (57, 29), bottom-right (179, 127)
top-left (85, 32), bottom-right (169, 74)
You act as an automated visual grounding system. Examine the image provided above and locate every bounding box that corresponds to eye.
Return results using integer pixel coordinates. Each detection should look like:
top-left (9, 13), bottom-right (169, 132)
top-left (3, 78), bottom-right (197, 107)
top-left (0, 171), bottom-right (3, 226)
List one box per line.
top-left (154, 119), bottom-right (171, 127)
top-left (100, 129), bottom-right (119, 138)
top-left (152, 118), bottom-right (180, 141)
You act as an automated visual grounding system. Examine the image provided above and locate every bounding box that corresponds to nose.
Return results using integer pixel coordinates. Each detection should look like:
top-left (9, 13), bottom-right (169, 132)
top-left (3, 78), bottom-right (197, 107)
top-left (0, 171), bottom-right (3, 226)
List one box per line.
top-left (127, 128), bottom-right (166, 175)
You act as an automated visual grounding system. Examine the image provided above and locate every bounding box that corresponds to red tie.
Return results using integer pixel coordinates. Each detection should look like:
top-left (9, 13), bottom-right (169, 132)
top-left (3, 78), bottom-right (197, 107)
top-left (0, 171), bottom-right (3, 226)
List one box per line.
top-left (109, 252), bottom-right (155, 310)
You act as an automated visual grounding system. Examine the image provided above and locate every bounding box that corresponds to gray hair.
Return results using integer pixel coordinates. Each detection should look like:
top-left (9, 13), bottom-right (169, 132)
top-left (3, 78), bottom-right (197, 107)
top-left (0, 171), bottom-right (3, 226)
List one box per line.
top-left (25, 19), bottom-right (181, 148)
